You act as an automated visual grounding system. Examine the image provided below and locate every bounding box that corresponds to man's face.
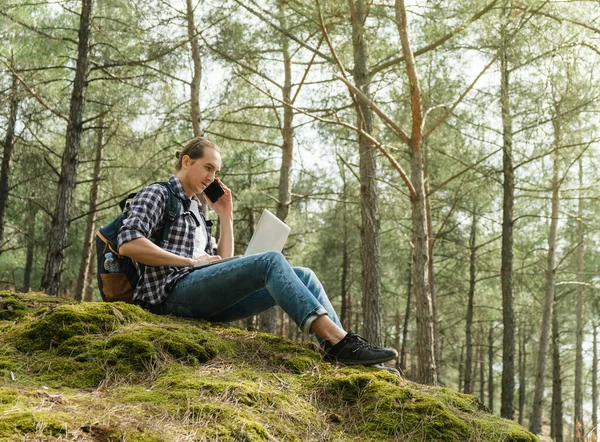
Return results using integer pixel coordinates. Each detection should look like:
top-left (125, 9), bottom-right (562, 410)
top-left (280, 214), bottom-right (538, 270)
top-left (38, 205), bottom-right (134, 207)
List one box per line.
top-left (183, 147), bottom-right (222, 195)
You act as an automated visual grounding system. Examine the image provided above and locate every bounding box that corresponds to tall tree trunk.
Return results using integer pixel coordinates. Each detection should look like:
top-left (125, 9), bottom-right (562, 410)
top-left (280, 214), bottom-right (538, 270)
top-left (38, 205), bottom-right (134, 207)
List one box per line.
top-left (458, 344), bottom-right (464, 392)
top-left (499, 1), bottom-right (516, 418)
top-left (21, 205), bottom-right (38, 293)
top-left (0, 70), bottom-right (19, 254)
top-left (340, 162), bottom-right (350, 329)
top-left (574, 157), bottom-right (585, 441)
top-left (479, 330), bottom-right (485, 405)
top-left (186, 0), bottom-right (203, 137)
top-left (425, 165), bottom-right (440, 381)
top-left (276, 0), bottom-right (293, 224)
top-left (75, 119), bottom-right (104, 301)
top-left (488, 325), bottom-right (494, 412)
top-left (41, 0), bottom-right (93, 296)
top-left (529, 118), bottom-right (561, 435)
top-left (245, 156), bottom-right (257, 330)
top-left (464, 211), bottom-right (477, 394)
top-left (551, 297), bottom-right (563, 442)
top-left (394, 309), bottom-right (401, 369)
top-left (349, 0), bottom-right (383, 346)
top-left (395, 0), bottom-right (436, 385)
top-left (400, 254), bottom-right (412, 373)
top-left (83, 250), bottom-right (95, 302)
top-left (593, 322), bottom-right (598, 442)
top-left (518, 329), bottom-right (527, 425)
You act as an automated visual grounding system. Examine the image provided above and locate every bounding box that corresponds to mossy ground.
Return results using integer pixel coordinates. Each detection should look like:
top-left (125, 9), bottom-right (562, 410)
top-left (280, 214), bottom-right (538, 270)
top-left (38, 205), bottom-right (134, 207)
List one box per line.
top-left (0, 291), bottom-right (538, 441)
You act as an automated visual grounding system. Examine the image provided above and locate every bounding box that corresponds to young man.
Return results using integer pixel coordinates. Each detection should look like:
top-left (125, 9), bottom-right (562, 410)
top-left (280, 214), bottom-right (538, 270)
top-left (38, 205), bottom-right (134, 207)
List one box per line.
top-left (118, 137), bottom-right (397, 366)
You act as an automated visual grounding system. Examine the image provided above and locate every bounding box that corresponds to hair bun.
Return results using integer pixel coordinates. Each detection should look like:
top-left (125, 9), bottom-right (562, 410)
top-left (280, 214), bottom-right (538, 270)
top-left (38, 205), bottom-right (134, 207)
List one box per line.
top-left (175, 150), bottom-right (181, 159)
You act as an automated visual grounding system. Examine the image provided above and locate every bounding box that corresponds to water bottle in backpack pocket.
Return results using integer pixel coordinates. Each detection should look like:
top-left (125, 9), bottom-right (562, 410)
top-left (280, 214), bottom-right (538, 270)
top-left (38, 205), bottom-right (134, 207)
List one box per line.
top-left (96, 225), bottom-right (137, 303)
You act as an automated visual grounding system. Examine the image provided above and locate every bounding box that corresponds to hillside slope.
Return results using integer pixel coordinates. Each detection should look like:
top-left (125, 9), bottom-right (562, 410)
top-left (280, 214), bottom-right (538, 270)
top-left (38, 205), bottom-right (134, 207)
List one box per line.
top-left (0, 291), bottom-right (537, 441)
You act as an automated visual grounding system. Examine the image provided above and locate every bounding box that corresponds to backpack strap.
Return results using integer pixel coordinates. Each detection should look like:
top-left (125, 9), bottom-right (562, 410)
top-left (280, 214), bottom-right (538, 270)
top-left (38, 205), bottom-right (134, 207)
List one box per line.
top-left (157, 182), bottom-right (187, 247)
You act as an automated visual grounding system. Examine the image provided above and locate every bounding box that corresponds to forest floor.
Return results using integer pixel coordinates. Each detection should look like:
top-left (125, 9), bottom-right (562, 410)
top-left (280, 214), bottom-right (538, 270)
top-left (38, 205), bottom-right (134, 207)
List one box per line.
top-left (0, 291), bottom-right (538, 441)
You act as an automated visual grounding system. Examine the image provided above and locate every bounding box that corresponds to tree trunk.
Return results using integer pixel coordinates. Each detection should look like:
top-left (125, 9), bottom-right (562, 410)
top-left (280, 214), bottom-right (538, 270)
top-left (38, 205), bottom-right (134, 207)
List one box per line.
top-left (340, 162), bottom-right (350, 330)
top-left (458, 344), bottom-right (464, 393)
top-left (394, 309), bottom-right (401, 369)
top-left (464, 211), bottom-right (477, 394)
top-left (425, 166), bottom-right (440, 382)
top-left (75, 119), bottom-right (104, 301)
top-left (244, 155), bottom-right (256, 330)
top-left (41, 0), bottom-right (93, 296)
top-left (518, 329), bottom-right (527, 425)
top-left (349, 0), bottom-right (383, 346)
top-left (529, 118), bottom-right (561, 435)
top-left (400, 254), bottom-right (412, 373)
top-left (551, 297), bottom-right (563, 442)
top-left (479, 331), bottom-right (485, 405)
top-left (488, 325), bottom-right (494, 412)
top-left (83, 250), bottom-right (95, 302)
top-left (395, 0), bottom-right (436, 385)
top-left (276, 0), bottom-right (293, 224)
top-left (21, 205), bottom-right (38, 293)
top-left (499, 2), bottom-right (516, 419)
top-left (593, 322), bottom-right (598, 442)
top-left (574, 157), bottom-right (585, 441)
top-left (0, 71), bottom-right (19, 254)
top-left (185, 0), bottom-right (203, 137)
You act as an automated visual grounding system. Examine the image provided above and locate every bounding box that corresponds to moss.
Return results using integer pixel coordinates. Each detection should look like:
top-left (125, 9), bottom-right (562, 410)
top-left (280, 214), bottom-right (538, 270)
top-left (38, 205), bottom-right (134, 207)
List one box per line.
top-left (326, 372), bottom-right (381, 403)
top-left (282, 355), bottom-right (318, 374)
top-left (432, 387), bottom-right (487, 413)
top-left (0, 388), bottom-right (19, 405)
top-left (28, 354), bottom-right (106, 388)
top-left (360, 388), bottom-right (471, 440)
top-left (57, 325), bottom-right (219, 369)
top-left (471, 415), bottom-right (539, 442)
top-left (0, 299), bottom-right (27, 321)
top-left (0, 411), bottom-right (69, 439)
top-left (14, 302), bottom-right (153, 352)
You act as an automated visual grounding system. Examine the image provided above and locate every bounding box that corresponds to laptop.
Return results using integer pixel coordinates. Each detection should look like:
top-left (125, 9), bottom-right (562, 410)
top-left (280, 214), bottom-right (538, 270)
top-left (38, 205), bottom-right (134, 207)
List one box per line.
top-left (192, 209), bottom-right (291, 270)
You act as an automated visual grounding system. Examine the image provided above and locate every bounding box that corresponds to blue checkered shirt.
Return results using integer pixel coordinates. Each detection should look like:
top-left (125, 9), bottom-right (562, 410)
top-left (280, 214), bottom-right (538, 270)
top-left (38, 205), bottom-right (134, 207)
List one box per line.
top-left (117, 175), bottom-right (216, 305)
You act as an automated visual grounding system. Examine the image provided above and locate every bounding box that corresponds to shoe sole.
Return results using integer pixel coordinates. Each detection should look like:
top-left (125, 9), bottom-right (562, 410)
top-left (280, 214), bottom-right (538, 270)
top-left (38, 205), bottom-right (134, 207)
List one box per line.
top-left (324, 355), bottom-right (397, 366)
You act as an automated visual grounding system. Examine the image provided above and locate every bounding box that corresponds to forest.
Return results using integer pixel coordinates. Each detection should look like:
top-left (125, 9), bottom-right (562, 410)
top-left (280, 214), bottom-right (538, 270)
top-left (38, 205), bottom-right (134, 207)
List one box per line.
top-left (0, 0), bottom-right (599, 440)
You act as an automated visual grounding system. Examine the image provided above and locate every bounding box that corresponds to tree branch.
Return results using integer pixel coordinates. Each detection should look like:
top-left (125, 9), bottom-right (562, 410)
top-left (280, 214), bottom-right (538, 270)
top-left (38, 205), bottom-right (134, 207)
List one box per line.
top-left (428, 147), bottom-right (503, 196)
top-left (3, 62), bottom-right (69, 123)
top-left (423, 51), bottom-right (499, 141)
top-left (242, 75), bottom-right (417, 199)
top-left (369, 0), bottom-right (499, 76)
top-left (231, 0), bottom-right (343, 69)
top-left (335, 75), bottom-right (411, 145)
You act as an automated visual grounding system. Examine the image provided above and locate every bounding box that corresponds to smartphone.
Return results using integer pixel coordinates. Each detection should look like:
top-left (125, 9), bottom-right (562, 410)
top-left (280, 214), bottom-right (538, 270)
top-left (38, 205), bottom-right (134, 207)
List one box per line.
top-left (203, 180), bottom-right (225, 203)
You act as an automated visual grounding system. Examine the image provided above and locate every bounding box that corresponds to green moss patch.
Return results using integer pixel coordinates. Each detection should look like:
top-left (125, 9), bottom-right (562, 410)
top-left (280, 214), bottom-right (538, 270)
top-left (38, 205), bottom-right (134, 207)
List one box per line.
top-left (0, 410), bottom-right (70, 439)
top-left (14, 302), bottom-right (153, 352)
top-left (0, 299), bottom-right (27, 321)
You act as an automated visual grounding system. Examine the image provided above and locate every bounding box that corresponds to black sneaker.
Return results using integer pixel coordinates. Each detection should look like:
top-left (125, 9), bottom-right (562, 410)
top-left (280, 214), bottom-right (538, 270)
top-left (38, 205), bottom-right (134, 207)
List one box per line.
top-left (322, 331), bottom-right (398, 366)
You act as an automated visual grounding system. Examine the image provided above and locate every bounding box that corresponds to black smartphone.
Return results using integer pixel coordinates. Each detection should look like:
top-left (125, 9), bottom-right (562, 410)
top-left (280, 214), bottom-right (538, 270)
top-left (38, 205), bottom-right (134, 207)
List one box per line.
top-left (203, 180), bottom-right (225, 203)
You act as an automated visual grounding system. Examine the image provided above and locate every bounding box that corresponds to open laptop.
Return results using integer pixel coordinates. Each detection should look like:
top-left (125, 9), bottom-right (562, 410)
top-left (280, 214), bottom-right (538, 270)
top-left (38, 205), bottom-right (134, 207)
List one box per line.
top-left (192, 209), bottom-right (291, 270)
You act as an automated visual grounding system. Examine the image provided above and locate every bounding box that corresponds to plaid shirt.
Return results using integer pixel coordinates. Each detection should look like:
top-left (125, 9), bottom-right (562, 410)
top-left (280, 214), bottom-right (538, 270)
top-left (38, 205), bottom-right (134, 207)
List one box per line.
top-left (117, 175), bottom-right (216, 305)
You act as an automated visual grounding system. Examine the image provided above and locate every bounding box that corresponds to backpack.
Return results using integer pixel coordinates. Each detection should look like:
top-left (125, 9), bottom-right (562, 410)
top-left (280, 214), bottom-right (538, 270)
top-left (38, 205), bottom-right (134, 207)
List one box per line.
top-left (95, 182), bottom-right (182, 303)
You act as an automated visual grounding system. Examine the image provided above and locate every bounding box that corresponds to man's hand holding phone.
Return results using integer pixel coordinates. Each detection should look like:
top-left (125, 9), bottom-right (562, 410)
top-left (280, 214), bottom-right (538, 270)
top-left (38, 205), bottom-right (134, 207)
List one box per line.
top-left (203, 178), bottom-right (233, 219)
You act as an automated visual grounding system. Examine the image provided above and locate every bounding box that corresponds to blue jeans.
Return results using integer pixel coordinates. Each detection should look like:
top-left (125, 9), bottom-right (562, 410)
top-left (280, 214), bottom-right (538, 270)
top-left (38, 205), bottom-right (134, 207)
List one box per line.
top-left (150, 251), bottom-right (342, 341)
